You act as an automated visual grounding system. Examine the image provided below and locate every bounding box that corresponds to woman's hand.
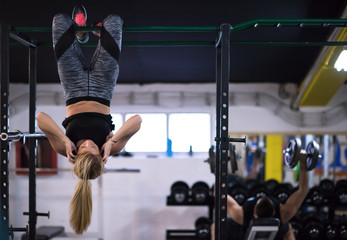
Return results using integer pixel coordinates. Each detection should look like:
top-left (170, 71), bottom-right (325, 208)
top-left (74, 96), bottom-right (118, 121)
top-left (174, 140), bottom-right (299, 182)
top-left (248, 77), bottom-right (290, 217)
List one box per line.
top-left (101, 140), bottom-right (113, 164)
top-left (65, 139), bottom-right (77, 163)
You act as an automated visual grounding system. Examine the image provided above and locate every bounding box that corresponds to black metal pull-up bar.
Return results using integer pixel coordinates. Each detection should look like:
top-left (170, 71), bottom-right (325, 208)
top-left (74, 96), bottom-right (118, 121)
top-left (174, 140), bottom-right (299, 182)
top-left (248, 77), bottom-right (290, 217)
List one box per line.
top-left (8, 18), bottom-right (347, 47)
top-left (11, 18), bottom-right (347, 33)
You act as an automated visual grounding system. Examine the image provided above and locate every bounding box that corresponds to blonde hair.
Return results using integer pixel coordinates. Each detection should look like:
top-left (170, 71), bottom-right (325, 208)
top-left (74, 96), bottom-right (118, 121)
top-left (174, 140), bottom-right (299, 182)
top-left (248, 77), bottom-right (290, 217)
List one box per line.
top-left (69, 152), bottom-right (104, 235)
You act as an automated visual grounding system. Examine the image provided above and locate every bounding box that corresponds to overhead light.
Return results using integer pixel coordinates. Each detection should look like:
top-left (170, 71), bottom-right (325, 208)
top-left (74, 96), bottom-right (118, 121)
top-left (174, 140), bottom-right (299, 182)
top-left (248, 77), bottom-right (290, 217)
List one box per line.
top-left (334, 50), bottom-right (347, 72)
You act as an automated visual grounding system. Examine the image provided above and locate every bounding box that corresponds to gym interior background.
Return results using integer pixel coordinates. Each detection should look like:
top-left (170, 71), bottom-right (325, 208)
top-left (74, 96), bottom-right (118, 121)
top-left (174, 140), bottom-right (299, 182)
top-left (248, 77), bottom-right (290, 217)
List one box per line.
top-left (2, 0), bottom-right (347, 239)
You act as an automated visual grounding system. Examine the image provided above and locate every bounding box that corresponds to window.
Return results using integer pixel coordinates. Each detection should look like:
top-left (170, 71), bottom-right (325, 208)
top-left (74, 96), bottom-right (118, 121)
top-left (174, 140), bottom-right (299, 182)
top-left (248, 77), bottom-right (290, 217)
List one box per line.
top-left (125, 113), bottom-right (167, 152)
top-left (111, 112), bottom-right (211, 154)
top-left (111, 113), bottom-right (123, 132)
top-left (168, 113), bottom-right (211, 152)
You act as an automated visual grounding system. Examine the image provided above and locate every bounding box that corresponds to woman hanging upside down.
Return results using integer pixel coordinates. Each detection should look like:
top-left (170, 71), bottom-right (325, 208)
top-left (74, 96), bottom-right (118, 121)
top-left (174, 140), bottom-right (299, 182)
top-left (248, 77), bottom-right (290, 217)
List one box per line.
top-left (36, 5), bottom-right (142, 235)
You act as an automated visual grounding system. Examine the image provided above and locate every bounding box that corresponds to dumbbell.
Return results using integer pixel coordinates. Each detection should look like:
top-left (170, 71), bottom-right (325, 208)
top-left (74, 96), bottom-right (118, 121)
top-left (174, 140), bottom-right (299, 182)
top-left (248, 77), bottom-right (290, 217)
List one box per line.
top-left (319, 179), bottom-right (334, 195)
top-left (290, 220), bottom-right (303, 239)
top-left (192, 181), bottom-right (210, 204)
top-left (301, 215), bottom-right (324, 239)
top-left (283, 138), bottom-right (320, 171)
top-left (170, 181), bottom-right (189, 204)
top-left (337, 215), bottom-right (347, 240)
top-left (273, 183), bottom-right (293, 204)
top-left (325, 224), bottom-right (337, 239)
top-left (306, 186), bottom-right (324, 206)
top-left (250, 183), bottom-right (268, 198)
top-left (319, 179), bottom-right (334, 203)
top-left (228, 183), bottom-right (249, 205)
top-left (195, 217), bottom-right (211, 239)
top-left (333, 179), bottom-right (347, 206)
top-left (265, 179), bottom-right (279, 193)
top-left (340, 225), bottom-right (347, 240)
top-left (244, 179), bottom-right (259, 191)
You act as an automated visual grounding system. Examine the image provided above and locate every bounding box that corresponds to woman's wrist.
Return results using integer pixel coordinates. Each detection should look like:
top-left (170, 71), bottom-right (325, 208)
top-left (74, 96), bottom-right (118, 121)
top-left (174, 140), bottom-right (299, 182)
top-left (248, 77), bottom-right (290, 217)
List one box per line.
top-left (109, 138), bottom-right (118, 144)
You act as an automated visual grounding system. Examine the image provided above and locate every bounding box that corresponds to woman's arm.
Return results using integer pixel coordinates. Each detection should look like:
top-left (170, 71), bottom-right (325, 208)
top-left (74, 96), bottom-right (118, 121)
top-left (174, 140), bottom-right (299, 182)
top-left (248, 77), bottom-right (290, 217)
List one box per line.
top-left (280, 152), bottom-right (309, 223)
top-left (102, 114), bottom-right (142, 161)
top-left (36, 112), bottom-right (76, 162)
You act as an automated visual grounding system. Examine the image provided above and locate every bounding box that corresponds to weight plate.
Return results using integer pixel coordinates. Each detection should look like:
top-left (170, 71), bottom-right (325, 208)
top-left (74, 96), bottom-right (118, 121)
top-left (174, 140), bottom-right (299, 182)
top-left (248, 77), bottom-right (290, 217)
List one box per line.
top-left (284, 138), bottom-right (301, 168)
top-left (207, 146), bottom-right (216, 174)
top-left (306, 140), bottom-right (319, 171)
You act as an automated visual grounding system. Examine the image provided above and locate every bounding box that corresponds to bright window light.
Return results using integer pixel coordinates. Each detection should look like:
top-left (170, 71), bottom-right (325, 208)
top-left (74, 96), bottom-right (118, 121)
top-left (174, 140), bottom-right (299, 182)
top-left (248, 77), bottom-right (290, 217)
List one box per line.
top-left (124, 113), bottom-right (167, 152)
top-left (334, 50), bottom-right (347, 72)
top-left (111, 113), bottom-right (123, 133)
top-left (168, 113), bottom-right (211, 152)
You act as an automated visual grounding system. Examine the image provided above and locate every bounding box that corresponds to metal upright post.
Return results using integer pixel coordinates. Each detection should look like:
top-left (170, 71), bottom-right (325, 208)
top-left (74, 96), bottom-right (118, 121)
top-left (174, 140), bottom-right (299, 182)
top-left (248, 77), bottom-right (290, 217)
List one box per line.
top-left (215, 23), bottom-right (230, 240)
top-left (0, 23), bottom-right (10, 240)
top-left (28, 45), bottom-right (37, 240)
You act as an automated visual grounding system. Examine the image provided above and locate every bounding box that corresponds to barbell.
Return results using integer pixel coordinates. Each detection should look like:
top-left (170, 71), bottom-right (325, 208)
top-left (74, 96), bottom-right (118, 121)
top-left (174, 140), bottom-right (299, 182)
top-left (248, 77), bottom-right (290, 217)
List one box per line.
top-left (284, 138), bottom-right (320, 171)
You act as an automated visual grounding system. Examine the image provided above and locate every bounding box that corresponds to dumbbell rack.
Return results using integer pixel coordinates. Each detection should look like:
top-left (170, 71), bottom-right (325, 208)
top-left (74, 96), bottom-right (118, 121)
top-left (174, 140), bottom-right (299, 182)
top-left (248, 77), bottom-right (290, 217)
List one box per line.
top-left (166, 193), bottom-right (214, 239)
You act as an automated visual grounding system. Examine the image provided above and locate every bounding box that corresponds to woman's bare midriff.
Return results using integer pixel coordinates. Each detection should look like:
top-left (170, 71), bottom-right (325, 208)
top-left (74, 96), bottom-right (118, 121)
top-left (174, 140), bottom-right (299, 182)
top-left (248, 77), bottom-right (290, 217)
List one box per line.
top-left (66, 101), bottom-right (110, 117)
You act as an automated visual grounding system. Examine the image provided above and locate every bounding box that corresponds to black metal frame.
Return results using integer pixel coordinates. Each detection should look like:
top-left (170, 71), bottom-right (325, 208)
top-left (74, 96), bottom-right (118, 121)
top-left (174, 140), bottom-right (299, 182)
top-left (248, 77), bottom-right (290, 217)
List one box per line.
top-left (0, 23), bottom-right (11, 240)
top-left (0, 24), bottom-right (49, 240)
top-left (215, 23), bottom-right (231, 240)
top-left (2, 19), bottom-right (347, 240)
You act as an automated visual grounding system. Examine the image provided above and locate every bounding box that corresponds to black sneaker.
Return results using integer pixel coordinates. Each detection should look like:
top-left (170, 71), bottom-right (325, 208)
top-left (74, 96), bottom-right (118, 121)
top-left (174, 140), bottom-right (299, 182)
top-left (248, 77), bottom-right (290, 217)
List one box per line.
top-left (72, 5), bottom-right (89, 43)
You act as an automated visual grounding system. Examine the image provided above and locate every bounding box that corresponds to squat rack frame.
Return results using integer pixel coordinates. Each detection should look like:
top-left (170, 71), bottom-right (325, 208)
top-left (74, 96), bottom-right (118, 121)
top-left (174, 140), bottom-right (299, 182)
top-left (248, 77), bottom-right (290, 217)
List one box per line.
top-left (2, 18), bottom-right (347, 240)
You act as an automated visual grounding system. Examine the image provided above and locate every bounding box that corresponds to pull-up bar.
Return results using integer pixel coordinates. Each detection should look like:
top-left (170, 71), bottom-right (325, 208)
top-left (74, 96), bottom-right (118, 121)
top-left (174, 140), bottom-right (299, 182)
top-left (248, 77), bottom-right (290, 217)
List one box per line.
top-left (9, 18), bottom-right (347, 47)
top-left (230, 18), bottom-right (347, 33)
top-left (11, 18), bottom-right (347, 33)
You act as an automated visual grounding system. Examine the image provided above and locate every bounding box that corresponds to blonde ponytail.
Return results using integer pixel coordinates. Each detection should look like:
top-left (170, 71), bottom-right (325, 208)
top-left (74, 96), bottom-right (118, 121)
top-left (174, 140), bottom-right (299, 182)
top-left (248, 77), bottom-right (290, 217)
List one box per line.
top-left (70, 152), bottom-right (104, 234)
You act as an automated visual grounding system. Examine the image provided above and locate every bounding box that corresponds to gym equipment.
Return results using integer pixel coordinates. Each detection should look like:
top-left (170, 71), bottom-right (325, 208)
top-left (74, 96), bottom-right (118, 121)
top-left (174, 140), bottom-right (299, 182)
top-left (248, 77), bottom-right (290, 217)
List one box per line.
top-left (265, 179), bottom-right (279, 193)
top-left (5, 20), bottom-right (347, 240)
top-left (306, 186), bottom-right (324, 206)
top-left (205, 146), bottom-right (216, 174)
top-left (284, 138), bottom-right (302, 168)
top-left (244, 218), bottom-right (280, 240)
top-left (170, 181), bottom-right (190, 204)
top-left (195, 217), bottom-right (211, 239)
top-left (283, 138), bottom-right (320, 171)
top-left (228, 183), bottom-right (249, 205)
top-left (291, 220), bottom-right (303, 239)
top-left (205, 143), bottom-right (243, 175)
top-left (191, 181), bottom-right (210, 204)
top-left (333, 179), bottom-right (347, 206)
top-left (245, 179), bottom-right (259, 191)
top-left (273, 183), bottom-right (293, 204)
top-left (319, 179), bottom-right (334, 195)
top-left (319, 178), bottom-right (334, 203)
top-left (1, 130), bottom-right (45, 143)
top-left (340, 225), bottom-right (347, 240)
top-left (21, 226), bottom-right (65, 240)
top-left (325, 224), bottom-right (337, 239)
top-left (301, 215), bottom-right (324, 240)
top-left (250, 183), bottom-right (268, 198)
top-left (306, 140), bottom-right (320, 171)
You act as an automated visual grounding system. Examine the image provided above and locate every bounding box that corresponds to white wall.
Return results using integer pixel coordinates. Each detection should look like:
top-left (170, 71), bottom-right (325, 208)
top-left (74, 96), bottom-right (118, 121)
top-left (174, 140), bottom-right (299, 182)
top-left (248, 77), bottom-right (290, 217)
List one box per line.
top-left (6, 83), bottom-right (347, 240)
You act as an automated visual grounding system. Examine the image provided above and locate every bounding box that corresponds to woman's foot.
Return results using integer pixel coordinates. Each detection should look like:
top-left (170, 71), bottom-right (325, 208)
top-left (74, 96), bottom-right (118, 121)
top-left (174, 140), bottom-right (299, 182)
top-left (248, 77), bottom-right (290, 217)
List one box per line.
top-left (72, 5), bottom-right (89, 43)
top-left (92, 22), bottom-right (102, 37)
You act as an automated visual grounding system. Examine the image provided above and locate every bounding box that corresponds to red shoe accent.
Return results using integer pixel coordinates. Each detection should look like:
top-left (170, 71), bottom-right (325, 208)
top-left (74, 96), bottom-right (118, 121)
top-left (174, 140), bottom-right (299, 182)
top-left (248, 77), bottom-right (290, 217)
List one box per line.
top-left (74, 13), bottom-right (86, 26)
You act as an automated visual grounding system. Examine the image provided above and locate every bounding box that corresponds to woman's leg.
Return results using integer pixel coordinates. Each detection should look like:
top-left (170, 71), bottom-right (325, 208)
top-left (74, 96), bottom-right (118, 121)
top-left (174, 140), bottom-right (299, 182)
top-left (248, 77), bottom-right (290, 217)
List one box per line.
top-left (88, 14), bottom-right (123, 102)
top-left (52, 13), bottom-right (88, 101)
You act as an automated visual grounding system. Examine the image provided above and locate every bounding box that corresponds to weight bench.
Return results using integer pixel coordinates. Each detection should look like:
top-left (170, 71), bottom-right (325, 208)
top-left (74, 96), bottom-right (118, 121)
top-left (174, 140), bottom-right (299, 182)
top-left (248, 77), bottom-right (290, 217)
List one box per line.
top-left (21, 226), bottom-right (66, 240)
top-left (244, 218), bottom-right (280, 240)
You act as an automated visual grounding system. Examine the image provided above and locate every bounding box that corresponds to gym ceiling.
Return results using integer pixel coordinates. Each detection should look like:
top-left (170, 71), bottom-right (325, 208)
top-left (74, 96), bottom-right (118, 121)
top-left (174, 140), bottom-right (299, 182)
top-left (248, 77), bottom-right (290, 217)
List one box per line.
top-left (2, 0), bottom-right (347, 107)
